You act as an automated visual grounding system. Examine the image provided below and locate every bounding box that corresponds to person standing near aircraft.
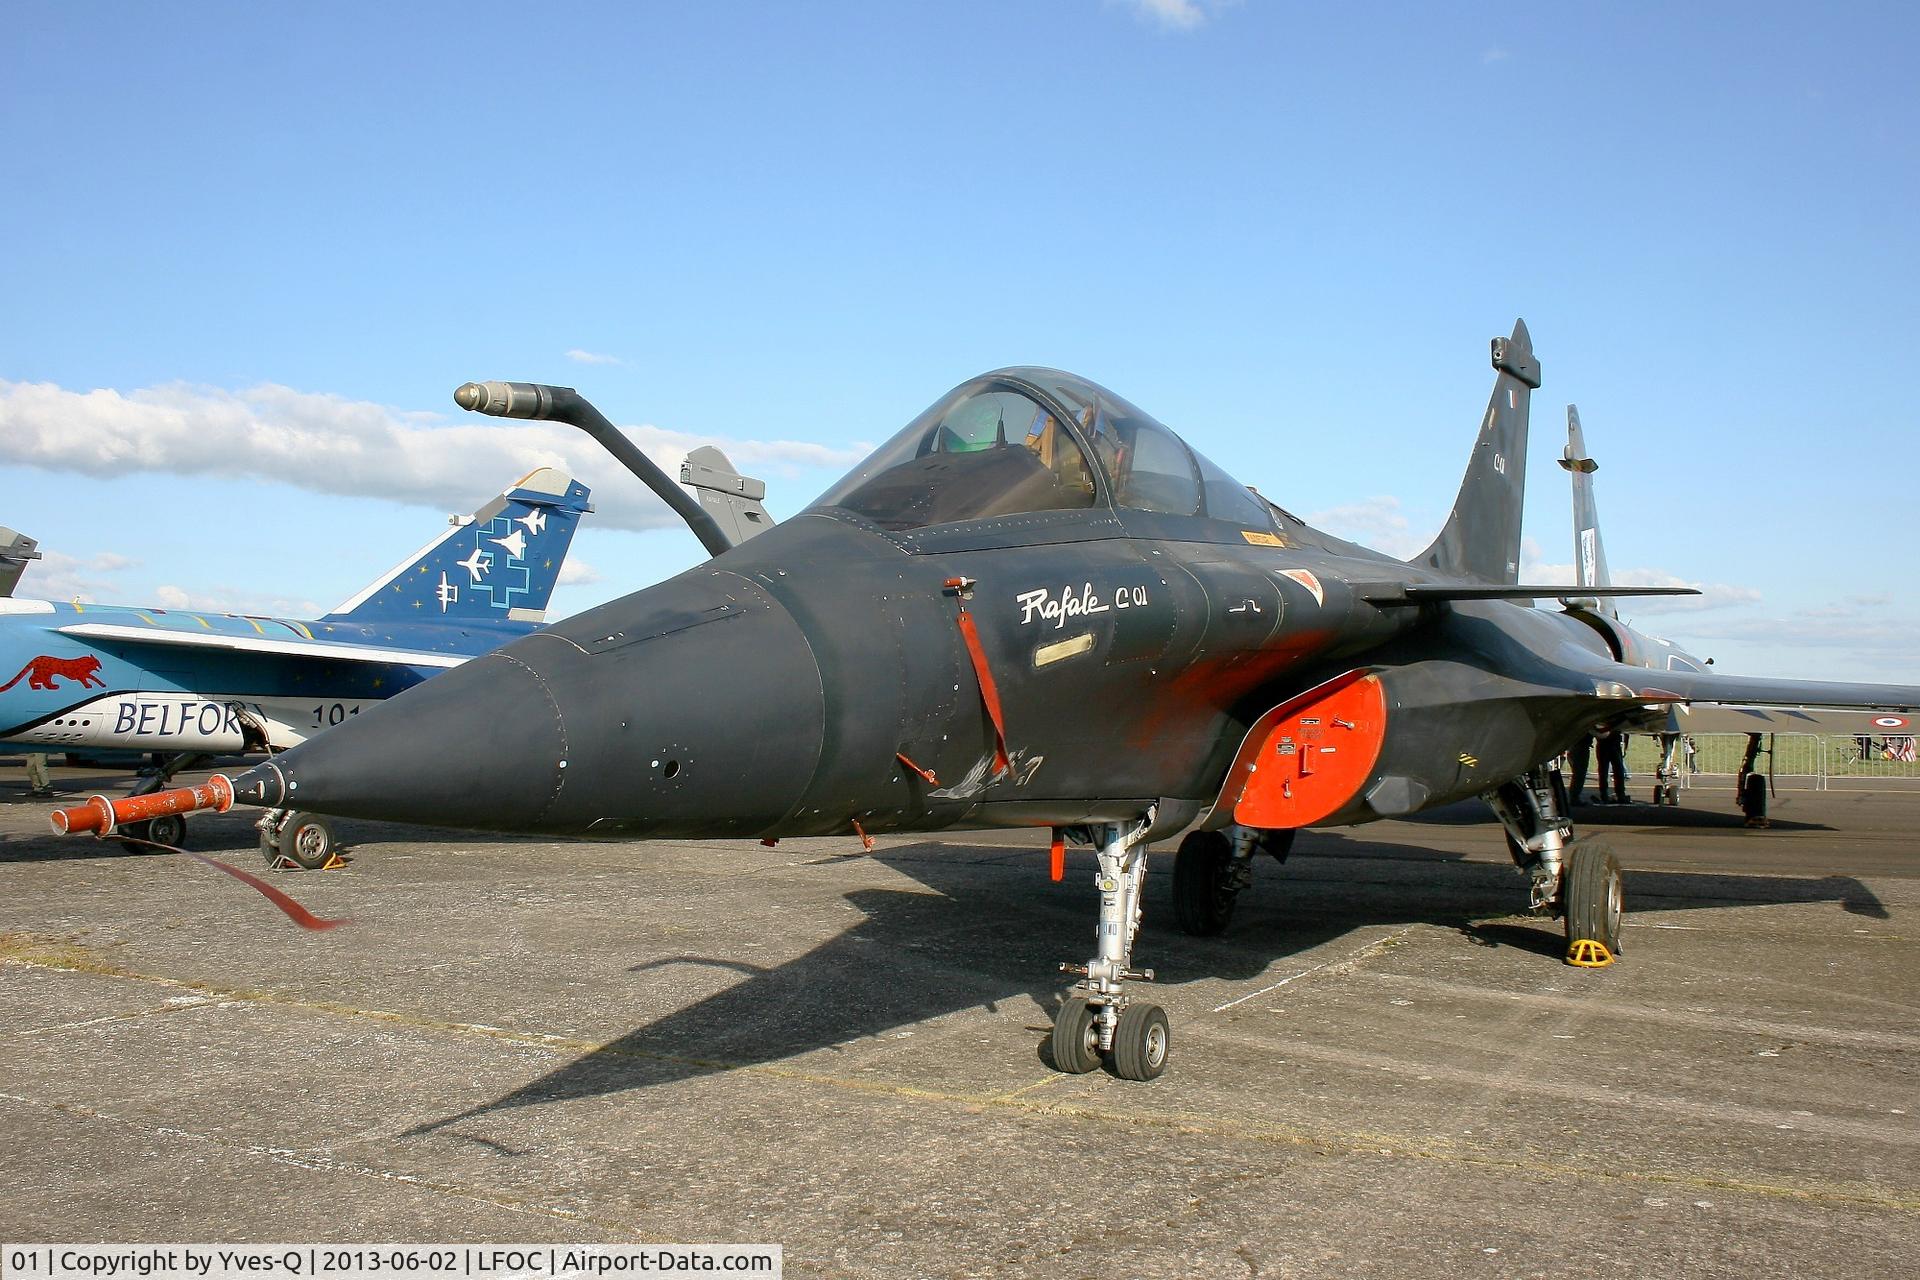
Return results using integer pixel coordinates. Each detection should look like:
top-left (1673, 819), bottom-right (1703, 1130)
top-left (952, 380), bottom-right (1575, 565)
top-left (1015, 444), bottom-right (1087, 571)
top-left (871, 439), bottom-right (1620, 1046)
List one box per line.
top-left (1738, 734), bottom-right (1771, 827)
top-left (1568, 733), bottom-right (1592, 805)
top-left (1595, 722), bottom-right (1629, 803)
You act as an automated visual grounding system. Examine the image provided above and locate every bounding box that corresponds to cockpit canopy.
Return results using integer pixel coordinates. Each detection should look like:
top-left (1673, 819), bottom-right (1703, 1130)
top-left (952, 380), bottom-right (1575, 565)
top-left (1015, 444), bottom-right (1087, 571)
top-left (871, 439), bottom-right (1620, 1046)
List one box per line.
top-left (811, 367), bottom-right (1275, 533)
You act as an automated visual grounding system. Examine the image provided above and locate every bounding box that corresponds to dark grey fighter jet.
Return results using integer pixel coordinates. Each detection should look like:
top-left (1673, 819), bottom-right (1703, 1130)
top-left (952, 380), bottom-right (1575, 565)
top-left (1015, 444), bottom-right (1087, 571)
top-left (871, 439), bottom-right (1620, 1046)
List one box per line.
top-left (54, 322), bottom-right (1920, 1080)
top-left (1555, 406), bottom-right (1910, 790)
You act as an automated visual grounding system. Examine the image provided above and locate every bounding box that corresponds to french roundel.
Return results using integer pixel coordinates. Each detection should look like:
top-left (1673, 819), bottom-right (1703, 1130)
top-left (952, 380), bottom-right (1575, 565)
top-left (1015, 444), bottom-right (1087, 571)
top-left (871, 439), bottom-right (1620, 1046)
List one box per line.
top-left (1873, 716), bottom-right (1908, 728)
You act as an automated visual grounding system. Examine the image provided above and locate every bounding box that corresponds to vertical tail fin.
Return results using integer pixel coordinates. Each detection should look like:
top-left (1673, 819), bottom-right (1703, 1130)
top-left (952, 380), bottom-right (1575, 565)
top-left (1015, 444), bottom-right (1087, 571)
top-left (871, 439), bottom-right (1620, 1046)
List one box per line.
top-left (679, 446), bottom-right (774, 546)
top-left (1557, 405), bottom-right (1618, 618)
top-left (0, 526), bottom-right (40, 597)
top-left (324, 468), bottom-right (593, 624)
top-left (1411, 319), bottom-right (1540, 585)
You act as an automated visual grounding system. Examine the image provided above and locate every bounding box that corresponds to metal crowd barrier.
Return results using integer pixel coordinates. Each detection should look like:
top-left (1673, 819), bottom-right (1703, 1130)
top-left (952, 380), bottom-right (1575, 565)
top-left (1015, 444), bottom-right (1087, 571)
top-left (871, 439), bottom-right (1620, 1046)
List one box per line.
top-left (1621, 732), bottom-right (1920, 792)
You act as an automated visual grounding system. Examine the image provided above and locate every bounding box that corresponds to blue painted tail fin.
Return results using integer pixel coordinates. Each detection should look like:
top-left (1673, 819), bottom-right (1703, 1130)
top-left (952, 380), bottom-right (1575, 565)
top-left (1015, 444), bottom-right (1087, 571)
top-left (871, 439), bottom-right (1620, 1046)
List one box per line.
top-left (323, 468), bottom-right (593, 625)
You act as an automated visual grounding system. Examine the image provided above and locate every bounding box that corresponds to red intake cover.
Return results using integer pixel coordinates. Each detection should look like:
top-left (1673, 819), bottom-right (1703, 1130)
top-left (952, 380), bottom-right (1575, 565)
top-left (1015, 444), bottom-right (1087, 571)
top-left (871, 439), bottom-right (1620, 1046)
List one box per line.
top-left (1226, 672), bottom-right (1388, 829)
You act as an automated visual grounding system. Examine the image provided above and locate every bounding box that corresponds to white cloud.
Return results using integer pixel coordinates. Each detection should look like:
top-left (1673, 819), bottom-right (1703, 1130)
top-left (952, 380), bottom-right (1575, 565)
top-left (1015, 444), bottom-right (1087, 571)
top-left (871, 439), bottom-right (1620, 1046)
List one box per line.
top-left (1519, 539), bottom-right (1761, 613)
top-left (152, 582), bottom-right (325, 618)
top-left (1678, 611), bottom-right (1920, 661)
top-left (23, 550), bottom-right (140, 603)
top-left (565, 349), bottom-right (623, 366)
top-left (1305, 495), bottom-right (1425, 558)
top-left (1482, 47), bottom-right (1511, 64)
top-left (1604, 572), bottom-right (1761, 615)
top-left (0, 379), bottom-right (870, 534)
top-left (557, 558), bottom-right (603, 587)
top-left (1119, 0), bottom-right (1209, 31)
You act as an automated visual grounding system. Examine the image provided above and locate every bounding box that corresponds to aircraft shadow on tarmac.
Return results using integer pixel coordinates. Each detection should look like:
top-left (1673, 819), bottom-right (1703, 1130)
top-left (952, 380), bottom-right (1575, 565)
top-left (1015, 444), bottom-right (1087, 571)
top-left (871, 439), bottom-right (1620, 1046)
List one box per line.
top-left (403, 828), bottom-right (1890, 1142)
top-left (1407, 797), bottom-right (1836, 834)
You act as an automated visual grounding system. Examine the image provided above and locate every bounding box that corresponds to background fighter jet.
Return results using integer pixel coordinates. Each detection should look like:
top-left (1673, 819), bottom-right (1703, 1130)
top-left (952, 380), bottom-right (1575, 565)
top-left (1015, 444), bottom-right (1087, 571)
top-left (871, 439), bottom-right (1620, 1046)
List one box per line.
top-left (1555, 405), bottom-right (1715, 803)
top-left (1555, 407), bottom-right (1916, 804)
top-left (61, 323), bottom-right (1920, 1080)
top-left (11, 468), bottom-right (591, 856)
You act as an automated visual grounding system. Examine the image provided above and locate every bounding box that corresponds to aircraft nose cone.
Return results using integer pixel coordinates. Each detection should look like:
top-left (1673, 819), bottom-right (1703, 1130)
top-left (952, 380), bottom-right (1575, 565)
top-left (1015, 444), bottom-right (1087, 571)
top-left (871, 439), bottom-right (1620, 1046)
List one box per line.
top-left (235, 649), bottom-right (568, 829)
top-left (231, 572), bottom-right (828, 838)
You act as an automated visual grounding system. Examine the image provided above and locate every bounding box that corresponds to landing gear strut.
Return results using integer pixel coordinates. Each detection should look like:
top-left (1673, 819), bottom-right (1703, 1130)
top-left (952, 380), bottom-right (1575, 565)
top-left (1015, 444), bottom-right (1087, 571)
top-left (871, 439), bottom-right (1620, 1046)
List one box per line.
top-left (1487, 765), bottom-right (1623, 965)
top-left (1054, 813), bottom-right (1169, 1080)
top-left (1487, 767), bottom-right (1573, 914)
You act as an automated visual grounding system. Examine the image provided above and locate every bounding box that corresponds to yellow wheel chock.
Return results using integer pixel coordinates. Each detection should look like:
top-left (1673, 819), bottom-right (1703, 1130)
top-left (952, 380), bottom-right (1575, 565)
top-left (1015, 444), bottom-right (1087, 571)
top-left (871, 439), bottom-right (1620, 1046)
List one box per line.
top-left (1565, 938), bottom-right (1615, 968)
top-left (268, 849), bottom-right (348, 872)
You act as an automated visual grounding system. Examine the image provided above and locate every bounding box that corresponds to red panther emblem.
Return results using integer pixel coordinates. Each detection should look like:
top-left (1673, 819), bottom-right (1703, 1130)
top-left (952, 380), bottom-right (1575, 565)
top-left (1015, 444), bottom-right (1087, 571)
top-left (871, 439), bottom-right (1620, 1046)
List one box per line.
top-left (0, 654), bottom-right (107, 692)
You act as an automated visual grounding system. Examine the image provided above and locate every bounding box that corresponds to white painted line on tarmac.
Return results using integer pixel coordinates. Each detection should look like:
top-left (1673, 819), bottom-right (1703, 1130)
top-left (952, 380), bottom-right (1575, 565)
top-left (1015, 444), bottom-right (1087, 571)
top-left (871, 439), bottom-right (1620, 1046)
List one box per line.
top-left (1211, 925), bottom-right (1416, 1013)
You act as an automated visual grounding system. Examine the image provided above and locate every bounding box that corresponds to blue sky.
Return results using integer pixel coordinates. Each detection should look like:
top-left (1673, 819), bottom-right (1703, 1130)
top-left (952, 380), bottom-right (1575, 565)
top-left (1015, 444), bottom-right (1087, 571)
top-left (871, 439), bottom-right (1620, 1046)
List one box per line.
top-left (3, 1), bottom-right (1915, 679)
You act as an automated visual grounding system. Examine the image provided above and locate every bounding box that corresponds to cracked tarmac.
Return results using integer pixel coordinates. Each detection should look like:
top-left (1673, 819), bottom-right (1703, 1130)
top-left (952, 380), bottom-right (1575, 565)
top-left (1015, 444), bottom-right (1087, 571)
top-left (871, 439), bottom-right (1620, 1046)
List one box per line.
top-left (3, 765), bottom-right (1915, 1277)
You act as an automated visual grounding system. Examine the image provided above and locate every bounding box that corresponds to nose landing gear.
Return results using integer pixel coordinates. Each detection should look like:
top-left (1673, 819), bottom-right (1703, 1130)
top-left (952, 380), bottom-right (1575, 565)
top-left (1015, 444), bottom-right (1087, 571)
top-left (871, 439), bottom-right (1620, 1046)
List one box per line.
top-left (1052, 814), bottom-right (1170, 1080)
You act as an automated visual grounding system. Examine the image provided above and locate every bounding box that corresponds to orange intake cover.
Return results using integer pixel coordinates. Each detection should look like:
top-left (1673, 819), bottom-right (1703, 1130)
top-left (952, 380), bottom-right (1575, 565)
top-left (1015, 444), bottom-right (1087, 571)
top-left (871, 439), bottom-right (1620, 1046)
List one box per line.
top-left (1227, 672), bottom-right (1388, 829)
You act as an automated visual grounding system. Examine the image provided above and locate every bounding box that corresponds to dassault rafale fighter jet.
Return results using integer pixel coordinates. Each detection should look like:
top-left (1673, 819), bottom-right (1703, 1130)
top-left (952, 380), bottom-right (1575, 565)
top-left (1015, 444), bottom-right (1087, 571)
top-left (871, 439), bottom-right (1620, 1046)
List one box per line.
top-left (1558, 406), bottom-right (1916, 798)
top-left (55, 322), bottom-right (1920, 1081)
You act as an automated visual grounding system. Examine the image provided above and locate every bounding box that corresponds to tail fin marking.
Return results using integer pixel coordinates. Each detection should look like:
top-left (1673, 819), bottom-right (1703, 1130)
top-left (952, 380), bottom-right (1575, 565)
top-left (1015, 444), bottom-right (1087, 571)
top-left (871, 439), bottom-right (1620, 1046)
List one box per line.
top-left (324, 468), bottom-right (593, 624)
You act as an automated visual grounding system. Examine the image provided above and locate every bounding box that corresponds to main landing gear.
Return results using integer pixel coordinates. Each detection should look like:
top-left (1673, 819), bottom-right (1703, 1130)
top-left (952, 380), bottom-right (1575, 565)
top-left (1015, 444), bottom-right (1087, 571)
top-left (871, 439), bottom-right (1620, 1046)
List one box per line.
top-left (1654, 732), bottom-right (1683, 806)
top-left (1487, 766), bottom-right (1625, 965)
top-left (1053, 814), bottom-right (1170, 1080)
top-left (1170, 825), bottom-right (1295, 936)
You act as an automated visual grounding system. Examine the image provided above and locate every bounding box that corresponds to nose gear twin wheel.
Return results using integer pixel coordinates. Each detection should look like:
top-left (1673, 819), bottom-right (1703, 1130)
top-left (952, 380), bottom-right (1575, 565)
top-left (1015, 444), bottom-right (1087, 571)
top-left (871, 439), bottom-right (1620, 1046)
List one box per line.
top-left (1051, 996), bottom-right (1102, 1074)
top-left (1049, 996), bottom-right (1171, 1081)
top-left (1111, 1002), bottom-right (1170, 1081)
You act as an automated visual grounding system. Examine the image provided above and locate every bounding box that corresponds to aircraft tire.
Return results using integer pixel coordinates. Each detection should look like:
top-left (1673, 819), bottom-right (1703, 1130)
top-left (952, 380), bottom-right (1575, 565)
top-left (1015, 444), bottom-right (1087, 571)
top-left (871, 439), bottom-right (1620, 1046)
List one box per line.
top-left (1172, 830), bottom-right (1236, 936)
top-left (1110, 1002), bottom-right (1170, 1081)
top-left (1050, 996), bottom-right (1102, 1074)
top-left (278, 812), bottom-right (338, 871)
top-left (1564, 839), bottom-right (1624, 958)
top-left (116, 819), bottom-right (153, 854)
top-left (145, 813), bottom-right (187, 848)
